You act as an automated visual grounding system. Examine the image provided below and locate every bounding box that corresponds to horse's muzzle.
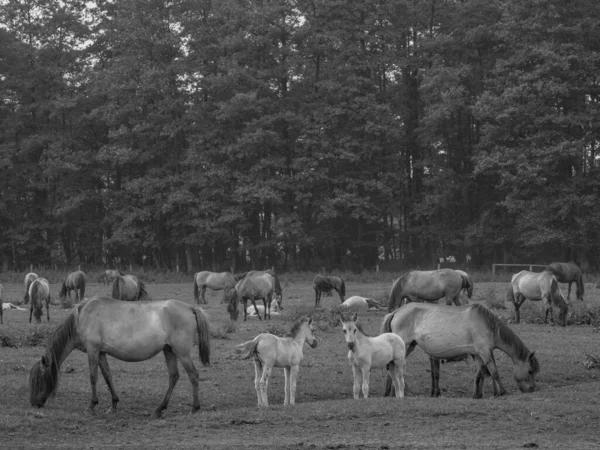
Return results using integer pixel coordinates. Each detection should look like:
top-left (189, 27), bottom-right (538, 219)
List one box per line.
top-left (309, 340), bottom-right (318, 349)
top-left (347, 342), bottom-right (355, 351)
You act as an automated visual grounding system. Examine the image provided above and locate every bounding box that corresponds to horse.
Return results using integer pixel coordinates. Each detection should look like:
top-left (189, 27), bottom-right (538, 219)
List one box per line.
top-left (29, 296), bottom-right (211, 418)
top-left (545, 261), bottom-right (584, 302)
top-left (313, 275), bottom-right (346, 307)
top-left (59, 270), bottom-right (87, 303)
top-left (24, 272), bottom-right (39, 304)
top-left (455, 270), bottom-right (475, 304)
top-left (339, 296), bottom-right (387, 313)
top-left (245, 269), bottom-right (283, 306)
top-left (111, 275), bottom-right (149, 301)
top-left (102, 269), bottom-right (123, 286)
top-left (341, 313), bottom-right (406, 399)
top-left (193, 271), bottom-right (237, 304)
top-left (246, 301), bottom-right (281, 318)
top-left (29, 278), bottom-right (51, 323)
top-left (233, 271), bottom-right (280, 321)
top-left (236, 316), bottom-right (317, 407)
top-left (387, 268), bottom-right (473, 312)
top-left (381, 302), bottom-right (540, 398)
top-left (507, 270), bottom-right (569, 326)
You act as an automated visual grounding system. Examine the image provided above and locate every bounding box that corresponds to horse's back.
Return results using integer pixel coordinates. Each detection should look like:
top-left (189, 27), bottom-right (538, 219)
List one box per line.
top-left (30, 278), bottom-right (50, 296)
top-left (546, 262), bottom-right (581, 282)
top-left (239, 273), bottom-right (274, 296)
top-left (512, 270), bottom-right (553, 299)
top-left (341, 296), bottom-right (369, 312)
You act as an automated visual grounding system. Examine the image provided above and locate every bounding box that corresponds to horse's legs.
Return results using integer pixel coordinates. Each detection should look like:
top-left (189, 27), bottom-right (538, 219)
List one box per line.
top-left (46, 297), bottom-right (50, 322)
top-left (29, 304), bottom-right (33, 323)
top-left (254, 359), bottom-right (264, 407)
top-left (352, 364), bottom-right (361, 399)
top-left (98, 353), bottom-right (120, 413)
top-left (386, 341), bottom-right (415, 397)
top-left (200, 286), bottom-right (207, 304)
top-left (152, 348), bottom-right (181, 418)
top-left (314, 288), bottom-right (320, 308)
top-left (542, 296), bottom-right (554, 324)
top-left (250, 299), bottom-right (262, 320)
top-left (259, 364), bottom-right (272, 406)
top-left (283, 367), bottom-right (291, 405)
top-left (484, 354), bottom-right (507, 396)
top-left (513, 293), bottom-right (526, 323)
top-left (567, 282), bottom-right (572, 301)
top-left (289, 364), bottom-right (300, 405)
top-left (243, 299), bottom-right (249, 321)
top-left (430, 357), bottom-right (441, 397)
top-left (87, 352), bottom-right (101, 413)
top-left (360, 365), bottom-right (371, 398)
top-left (472, 357), bottom-right (486, 399)
top-left (388, 361), bottom-right (405, 398)
top-left (176, 352), bottom-right (201, 415)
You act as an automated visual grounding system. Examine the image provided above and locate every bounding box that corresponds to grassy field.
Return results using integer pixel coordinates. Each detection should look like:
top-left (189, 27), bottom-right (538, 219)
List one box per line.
top-left (1, 279), bottom-right (600, 449)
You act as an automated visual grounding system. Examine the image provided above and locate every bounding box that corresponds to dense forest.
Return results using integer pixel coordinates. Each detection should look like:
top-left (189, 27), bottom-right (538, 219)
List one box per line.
top-left (0, 0), bottom-right (599, 273)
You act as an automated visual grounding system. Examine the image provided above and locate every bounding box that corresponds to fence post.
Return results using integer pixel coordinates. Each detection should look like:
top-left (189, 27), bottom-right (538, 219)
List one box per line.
top-left (30, 264), bottom-right (33, 273)
top-left (529, 265), bottom-right (532, 271)
top-left (492, 264), bottom-right (496, 277)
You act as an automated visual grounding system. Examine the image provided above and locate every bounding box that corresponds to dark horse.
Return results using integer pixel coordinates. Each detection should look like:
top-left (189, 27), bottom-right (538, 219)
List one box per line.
top-left (59, 270), bottom-right (87, 303)
top-left (29, 297), bottom-right (211, 418)
top-left (232, 271), bottom-right (281, 321)
top-left (313, 275), bottom-right (346, 307)
top-left (545, 261), bottom-right (584, 302)
top-left (111, 275), bottom-right (149, 301)
top-left (24, 272), bottom-right (39, 305)
top-left (29, 278), bottom-right (51, 323)
top-left (387, 269), bottom-right (474, 312)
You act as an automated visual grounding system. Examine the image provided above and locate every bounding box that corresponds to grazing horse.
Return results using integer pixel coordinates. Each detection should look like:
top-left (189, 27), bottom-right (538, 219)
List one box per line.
top-left (111, 275), bottom-right (148, 301)
top-left (507, 270), bottom-right (568, 326)
top-left (59, 270), bottom-right (87, 303)
top-left (24, 272), bottom-right (39, 305)
top-left (29, 278), bottom-right (51, 323)
top-left (237, 316), bottom-right (317, 407)
top-left (341, 313), bottom-right (405, 399)
top-left (340, 296), bottom-right (387, 313)
top-left (29, 297), bottom-right (210, 418)
top-left (387, 268), bottom-right (473, 312)
top-left (233, 272), bottom-right (279, 321)
top-left (313, 275), bottom-right (346, 307)
top-left (381, 302), bottom-right (540, 398)
top-left (545, 262), bottom-right (584, 302)
top-left (193, 271), bottom-right (237, 304)
top-left (102, 269), bottom-right (123, 286)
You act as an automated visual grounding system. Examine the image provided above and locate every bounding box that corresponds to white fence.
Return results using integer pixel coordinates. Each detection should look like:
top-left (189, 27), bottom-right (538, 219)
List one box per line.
top-left (491, 263), bottom-right (547, 276)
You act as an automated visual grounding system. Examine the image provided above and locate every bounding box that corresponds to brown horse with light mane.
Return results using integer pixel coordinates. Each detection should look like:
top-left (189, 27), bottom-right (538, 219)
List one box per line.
top-left (29, 296), bottom-right (210, 418)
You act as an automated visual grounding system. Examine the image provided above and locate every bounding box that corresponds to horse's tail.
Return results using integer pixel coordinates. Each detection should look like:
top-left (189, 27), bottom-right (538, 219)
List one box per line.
top-left (576, 273), bottom-right (585, 300)
top-left (111, 277), bottom-right (122, 300)
top-left (380, 311), bottom-right (396, 334)
top-left (460, 272), bottom-right (474, 298)
top-left (24, 279), bottom-right (33, 305)
top-left (193, 276), bottom-right (200, 303)
top-left (29, 308), bottom-right (78, 406)
top-left (388, 277), bottom-right (404, 312)
top-left (31, 281), bottom-right (43, 322)
top-left (79, 275), bottom-right (86, 300)
top-left (236, 338), bottom-right (260, 360)
top-left (506, 281), bottom-right (516, 304)
top-left (193, 308), bottom-right (211, 365)
top-left (549, 277), bottom-right (566, 307)
top-left (137, 280), bottom-right (149, 300)
top-left (339, 278), bottom-right (346, 299)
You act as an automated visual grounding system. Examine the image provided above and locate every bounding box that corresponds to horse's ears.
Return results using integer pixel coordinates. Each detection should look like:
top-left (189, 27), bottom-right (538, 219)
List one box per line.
top-left (41, 355), bottom-right (51, 367)
top-left (352, 312), bottom-right (358, 322)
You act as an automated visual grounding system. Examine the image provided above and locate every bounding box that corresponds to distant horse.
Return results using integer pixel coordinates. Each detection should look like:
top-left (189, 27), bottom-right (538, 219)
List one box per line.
top-left (102, 269), bottom-right (123, 286)
top-left (340, 296), bottom-right (387, 313)
top-left (381, 302), bottom-right (540, 398)
top-left (313, 275), bottom-right (346, 307)
top-left (237, 316), bottom-right (317, 407)
top-left (233, 272), bottom-right (279, 321)
top-left (24, 272), bottom-right (39, 305)
top-left (29, 278), bottom-right (51, 323)
top-left (193, 271), bottom-right (237, 304)
top-left (29, 297), bottom-right (210, 417)
top-left (111, 275), bottom-right (148, 301)
top-left (59, 270), bottom-right (87, 303)
top-left (545, 262), bottom-right (584, 302)
top-left (507, 270), bottom-right (568, 326)
top-left (341, 313), bottom-right (405, 399)
top-left (387, 268), bottom-right (473, 312)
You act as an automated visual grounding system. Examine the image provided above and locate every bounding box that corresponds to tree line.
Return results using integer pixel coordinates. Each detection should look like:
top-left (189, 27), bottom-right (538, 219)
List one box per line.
top-left (0, 0), bottom-right (599, 273)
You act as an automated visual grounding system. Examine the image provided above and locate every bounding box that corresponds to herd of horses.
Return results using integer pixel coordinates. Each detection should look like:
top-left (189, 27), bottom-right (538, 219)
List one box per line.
top-left (13, 261), bottom-right (585, 416)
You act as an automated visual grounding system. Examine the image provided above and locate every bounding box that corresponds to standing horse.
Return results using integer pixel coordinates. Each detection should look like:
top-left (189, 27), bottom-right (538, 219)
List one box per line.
top-left (381, 302), bottom-right (540, 398)
top-left (387, 268), bottom-right (473, 312)
top-left (29, 278), bottom-right (51, 323)
top-left (233, 272), bottom-right (278, 321)
top-left (244, 270), bottom-right (283, 306)
top-left (340, 296), bottom-right (387, 313)
top-left (237, 316), bottom-right (317, 407)
top-left (29, 297), bottom-right (210, 418)
top-left (59, 270), bottom-right (87, 303)
top-left (507, 270), bottom-right (568, 326)
top-left (102, 269), bottom-right (123, 286)
top-left (341, 313), bottom-right (405, 399)
top-left (193, 271), bottom-right (237, 304)
top-left (24, 272), bottom-right (39, 305)
top-left (313, 275), bottom-right (346, 307)
top-left (545, 262), bottom-right (585, 302)
top-left (111, 275), bottom-right (149, 301)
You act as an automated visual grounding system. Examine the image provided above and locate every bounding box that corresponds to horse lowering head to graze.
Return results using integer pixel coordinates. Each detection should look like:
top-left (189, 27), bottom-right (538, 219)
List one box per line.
top-left (381, 302), bottom-right (540, 398)
top-left (507, 270), bottom-right (568, 326)
top-left (102, 269), bottom-right (123, 286)
top-left (59, 270), bottom-right (87, 303)
top-left (24, 272), bottom-right (39, 305)
top-left (111, 275), bottom-right (149, 301)
top-left (387, 269), bottom-right (473, 312)
top-left (545, 262), bottom-right (584, 302)
top-left (29, 278), bottom-right (51, 324)
top-left (313, 275), bottom-right (345, 307)
top-left (29, 296), bottom-right (210, 418)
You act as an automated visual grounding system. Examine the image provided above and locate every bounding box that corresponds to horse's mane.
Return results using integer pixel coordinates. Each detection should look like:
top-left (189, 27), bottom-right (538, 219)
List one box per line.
top-left (286, 316), bottom-right (310, 338)
top-left (471, 304), bottom-right (538, 372)
top-left (388, 274), bottom-right (409, 311)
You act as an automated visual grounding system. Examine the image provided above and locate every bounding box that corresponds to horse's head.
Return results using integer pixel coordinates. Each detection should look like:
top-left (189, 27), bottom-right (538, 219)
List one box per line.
top-left (58, 281), bottom-right (67, 300)
top-left (341, 312), bottom-right (359, 350)
top-left (29, 354), bottom-right (56, 407)
top-left (513, 351), bottom-right (540, 393)
top-left (226, 290), bottom-right (239, 321)
top-left (274, 292), bottom-right (283, 311)
top-left (304, 317), bottom-right (317, 348)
